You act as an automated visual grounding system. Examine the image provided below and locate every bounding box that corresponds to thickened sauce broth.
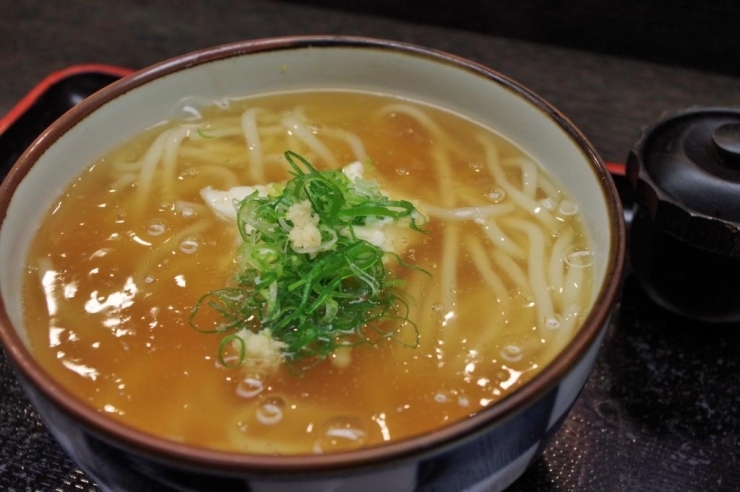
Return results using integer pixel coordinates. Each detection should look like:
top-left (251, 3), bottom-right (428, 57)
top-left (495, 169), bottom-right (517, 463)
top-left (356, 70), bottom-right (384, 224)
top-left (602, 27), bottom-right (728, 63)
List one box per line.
top-left (23, 91), bottom-right (593, 454)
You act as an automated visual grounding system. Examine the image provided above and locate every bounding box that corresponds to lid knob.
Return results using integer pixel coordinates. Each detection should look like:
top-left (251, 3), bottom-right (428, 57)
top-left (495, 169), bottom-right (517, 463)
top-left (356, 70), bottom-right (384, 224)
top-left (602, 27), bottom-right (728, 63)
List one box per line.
top-left (713, 122), bottom-right (740, 166)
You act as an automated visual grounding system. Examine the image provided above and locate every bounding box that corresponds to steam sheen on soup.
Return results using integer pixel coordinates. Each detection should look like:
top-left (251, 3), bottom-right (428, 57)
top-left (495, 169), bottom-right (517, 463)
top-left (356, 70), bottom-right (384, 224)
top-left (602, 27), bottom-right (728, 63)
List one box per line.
top-left (23, 91), bottom-right (594, 454)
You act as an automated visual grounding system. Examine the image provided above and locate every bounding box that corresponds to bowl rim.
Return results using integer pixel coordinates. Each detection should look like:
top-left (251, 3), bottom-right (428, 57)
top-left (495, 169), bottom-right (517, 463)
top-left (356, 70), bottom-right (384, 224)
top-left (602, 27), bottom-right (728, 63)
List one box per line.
top-left (0, 35), bottom-right (626, 475)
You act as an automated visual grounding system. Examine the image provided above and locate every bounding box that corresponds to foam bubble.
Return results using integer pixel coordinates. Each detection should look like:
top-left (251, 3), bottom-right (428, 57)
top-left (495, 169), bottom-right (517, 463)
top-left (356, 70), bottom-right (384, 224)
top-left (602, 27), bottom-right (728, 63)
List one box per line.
top-left (558, 199), bottom-right (579, 216)
top-left (487, 188), bottom-right (506, 203)
top-left (236, 370), bottom-right (268, 399)
top-left (147, 222), bottom-right (166, 237)
top-left (501, 344), bottom-right (524, 362)
top-left (544, 314), bottom-right (562, 330)
top-left (565, 249), bottom-right (594, 268)
top-left (179, 239), bottom-right (199, 254)
top-left (256, 397), bottom-right (284, 425)
top-left (313, 416), bottom-right (368, 453)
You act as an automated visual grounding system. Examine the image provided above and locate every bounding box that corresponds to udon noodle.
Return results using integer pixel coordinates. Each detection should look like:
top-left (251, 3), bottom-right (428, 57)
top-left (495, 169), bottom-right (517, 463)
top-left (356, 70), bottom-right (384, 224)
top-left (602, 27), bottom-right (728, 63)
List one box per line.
top-left (23, 91), bottom-right (594, 454)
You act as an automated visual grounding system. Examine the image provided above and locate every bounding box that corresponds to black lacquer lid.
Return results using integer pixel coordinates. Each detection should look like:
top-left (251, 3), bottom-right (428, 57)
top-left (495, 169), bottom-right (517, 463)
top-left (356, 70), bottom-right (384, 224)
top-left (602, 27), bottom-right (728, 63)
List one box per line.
top-left (626, 107), bottom-right (740, 256)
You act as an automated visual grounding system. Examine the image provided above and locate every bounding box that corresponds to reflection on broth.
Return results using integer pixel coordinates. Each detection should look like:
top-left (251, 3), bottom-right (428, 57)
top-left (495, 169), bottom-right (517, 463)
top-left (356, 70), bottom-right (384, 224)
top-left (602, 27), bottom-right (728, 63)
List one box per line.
top-left (23, 91), bottom-right (593, 454)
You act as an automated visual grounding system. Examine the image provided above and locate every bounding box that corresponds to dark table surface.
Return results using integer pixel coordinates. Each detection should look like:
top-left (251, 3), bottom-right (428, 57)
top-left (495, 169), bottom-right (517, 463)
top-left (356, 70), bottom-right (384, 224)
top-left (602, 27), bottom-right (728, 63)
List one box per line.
top-left (2, 1), bottom-right (740, 491)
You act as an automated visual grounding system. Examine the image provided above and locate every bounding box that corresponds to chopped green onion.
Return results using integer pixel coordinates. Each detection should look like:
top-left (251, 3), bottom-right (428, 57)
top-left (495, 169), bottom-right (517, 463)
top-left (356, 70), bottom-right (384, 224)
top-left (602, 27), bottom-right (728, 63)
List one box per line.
top-left (190, 151), bottom-right (428, 370)
top-left (197, 128), bottom-right (215, 139)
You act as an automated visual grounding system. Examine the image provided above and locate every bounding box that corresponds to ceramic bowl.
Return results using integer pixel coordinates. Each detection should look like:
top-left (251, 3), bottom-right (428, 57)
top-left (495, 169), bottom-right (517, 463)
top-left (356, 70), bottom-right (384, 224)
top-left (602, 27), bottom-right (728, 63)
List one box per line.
top-left (0, 36), bottom-right (625, 492)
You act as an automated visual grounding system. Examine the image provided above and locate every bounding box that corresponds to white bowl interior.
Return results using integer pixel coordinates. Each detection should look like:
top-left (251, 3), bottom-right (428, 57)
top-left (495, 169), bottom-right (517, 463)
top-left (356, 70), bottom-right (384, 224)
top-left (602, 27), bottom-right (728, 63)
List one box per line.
top-left (0, 43), bottom-right (612, 347)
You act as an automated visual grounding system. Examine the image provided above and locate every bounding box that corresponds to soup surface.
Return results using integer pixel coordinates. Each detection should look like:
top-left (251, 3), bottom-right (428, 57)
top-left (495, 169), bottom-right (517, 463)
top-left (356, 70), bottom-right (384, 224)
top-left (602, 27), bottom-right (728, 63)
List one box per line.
top-left (23, 91), bottom-right (594, 454)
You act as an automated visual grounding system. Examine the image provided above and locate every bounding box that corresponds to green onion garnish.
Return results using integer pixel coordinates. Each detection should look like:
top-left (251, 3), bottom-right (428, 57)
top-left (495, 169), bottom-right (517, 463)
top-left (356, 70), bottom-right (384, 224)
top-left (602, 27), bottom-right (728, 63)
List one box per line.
top-left (196, 128), bottom-right (215, 139)
top-left (190, 151), bottom-right (427, 370)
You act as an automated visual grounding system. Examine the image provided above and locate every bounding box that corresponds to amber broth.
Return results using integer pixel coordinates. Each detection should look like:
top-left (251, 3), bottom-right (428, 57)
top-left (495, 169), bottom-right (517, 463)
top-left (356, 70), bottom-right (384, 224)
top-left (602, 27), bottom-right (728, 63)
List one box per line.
top-left (23, 91), bottom-right (592, 454)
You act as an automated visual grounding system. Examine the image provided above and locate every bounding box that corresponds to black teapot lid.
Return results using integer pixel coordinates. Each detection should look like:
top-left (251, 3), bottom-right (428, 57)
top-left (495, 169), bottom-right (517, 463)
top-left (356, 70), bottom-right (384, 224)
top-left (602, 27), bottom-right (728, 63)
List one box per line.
top-left (627, 107), bottom-right (740, 256)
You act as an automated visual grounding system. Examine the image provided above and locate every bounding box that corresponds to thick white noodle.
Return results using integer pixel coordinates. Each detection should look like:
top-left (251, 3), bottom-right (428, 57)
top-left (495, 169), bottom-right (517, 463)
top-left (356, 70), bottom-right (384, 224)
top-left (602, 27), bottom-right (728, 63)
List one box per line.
top-left (535, 167), bottom-right (560, 200)
top-left (478, 135), bottom-right (558, 230)
top-left (160, 127), bottom-right (190, 203)
top-left (281, 114), bottom-right (338, 168)
top-left (431, 145), bottom-right (455, 207)
top-left (490, 249), bottom-right (533, 304)
top-left (175, 200), bottom-right (210, 217)
top-left (112, 158), bottom-right (144, 174)
top-left (501, 156), bottom-right (560, 200)
top-left (110, 172), bottom-right (138, 191)
top-left (561, 256), bottom-right (585, 310)
top-left (505, 218), bottom-right (553, 328)
top-left (480, 217), bottom-right (526, 260)
top-left (440, 221), bottom-right (460, 317)
top-left (466, 237), bottom-right (510, 312)
top-left (541, 301), bottom-right (582, 363)
top-left (519, 158), bottom-right (538, 199)
top-left (258, 125), bottom-right (288, 137)
top-left (192, 165), bottom-right (240, 190)
top-left (378, 103), bottom-right (446, 140)
top-left (134, 219), bottom-right (211, 283)
top-left (418, 202), bottom-right (515, 221)
top-left (548, 230), bottom-right (574, 311)
top-left (559, 301), bottom-right (582, 336)
top-left (399, 269), bottom-right (435, 348)
top-left (134, 129), bottom-right (170, 211)
top-left (177, 146), bottom-right (248, 168)
top-left (319, 127), bottom-right (368, 162)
